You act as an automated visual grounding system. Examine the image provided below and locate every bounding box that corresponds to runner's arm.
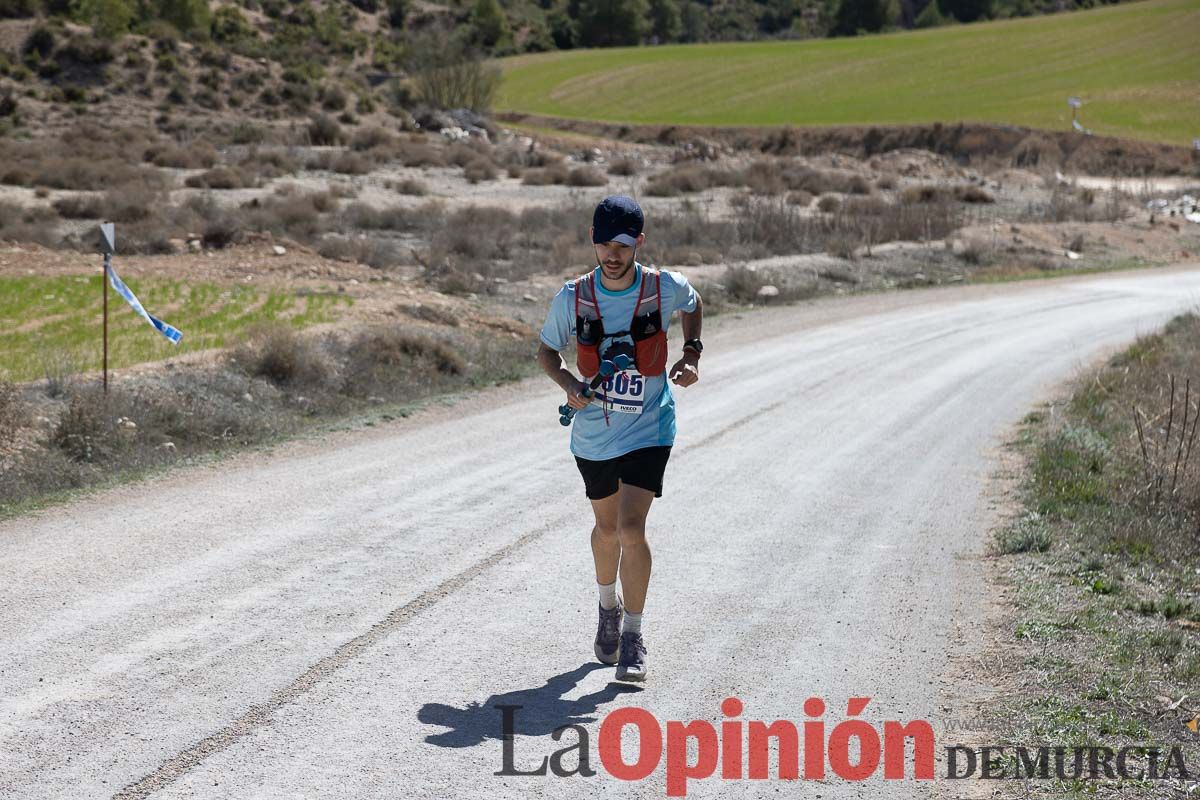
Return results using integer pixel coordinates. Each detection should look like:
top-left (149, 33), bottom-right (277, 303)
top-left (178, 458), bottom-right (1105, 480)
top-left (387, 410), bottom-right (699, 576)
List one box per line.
top-left (537, 342), bottom-right (578, 392)
top-left (538, 342), bottom-right (591, 409)
top-left (669, 286), bottom-right (702, 386)
top-left (678, 291), bottom-right (703, 356)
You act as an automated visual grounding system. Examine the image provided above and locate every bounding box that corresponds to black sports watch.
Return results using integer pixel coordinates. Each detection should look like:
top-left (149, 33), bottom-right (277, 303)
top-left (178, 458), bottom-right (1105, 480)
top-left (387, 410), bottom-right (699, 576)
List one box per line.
top-left (683, 338), bottom-right (703, 356)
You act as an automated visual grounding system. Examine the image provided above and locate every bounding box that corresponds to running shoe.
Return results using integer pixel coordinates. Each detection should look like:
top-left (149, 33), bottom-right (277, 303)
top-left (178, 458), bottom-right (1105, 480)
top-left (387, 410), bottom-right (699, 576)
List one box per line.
top-left (594, 600), bottom-right (623, 665)
top-left (615, 631), bottom-right (647, 682)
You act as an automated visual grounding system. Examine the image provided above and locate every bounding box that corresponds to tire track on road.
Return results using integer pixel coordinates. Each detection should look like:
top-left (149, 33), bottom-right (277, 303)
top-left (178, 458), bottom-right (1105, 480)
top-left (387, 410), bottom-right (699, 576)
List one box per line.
top-left (113, 523), bottom-right (555, 799)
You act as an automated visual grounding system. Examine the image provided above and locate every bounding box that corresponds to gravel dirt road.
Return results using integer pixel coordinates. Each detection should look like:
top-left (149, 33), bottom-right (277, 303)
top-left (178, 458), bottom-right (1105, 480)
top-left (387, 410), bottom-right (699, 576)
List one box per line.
top-left (3, 263), bottom-right (1200, 799)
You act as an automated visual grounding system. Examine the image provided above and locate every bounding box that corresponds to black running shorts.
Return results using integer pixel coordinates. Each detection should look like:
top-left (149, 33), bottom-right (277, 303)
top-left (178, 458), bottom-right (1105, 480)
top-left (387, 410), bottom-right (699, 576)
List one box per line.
top-left (574, 446), bottom-right (672, 500)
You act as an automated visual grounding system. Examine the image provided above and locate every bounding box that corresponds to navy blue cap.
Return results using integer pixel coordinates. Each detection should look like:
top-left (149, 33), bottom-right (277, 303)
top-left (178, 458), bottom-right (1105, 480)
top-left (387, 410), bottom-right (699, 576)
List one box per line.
top-left (592, 195), bottom-right (644, 246)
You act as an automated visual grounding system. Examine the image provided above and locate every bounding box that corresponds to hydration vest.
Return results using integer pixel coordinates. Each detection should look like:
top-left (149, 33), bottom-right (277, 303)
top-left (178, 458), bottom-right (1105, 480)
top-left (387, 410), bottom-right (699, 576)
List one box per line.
top-left (574, 265), bottom-right (668, 379)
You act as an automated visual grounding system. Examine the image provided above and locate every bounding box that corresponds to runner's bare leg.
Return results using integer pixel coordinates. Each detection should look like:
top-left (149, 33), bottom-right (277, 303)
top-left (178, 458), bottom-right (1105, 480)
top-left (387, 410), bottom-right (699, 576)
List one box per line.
top-left (615, 483), bottom-right (655, 614)
top-left (589, 493), bottom-right (620, 588)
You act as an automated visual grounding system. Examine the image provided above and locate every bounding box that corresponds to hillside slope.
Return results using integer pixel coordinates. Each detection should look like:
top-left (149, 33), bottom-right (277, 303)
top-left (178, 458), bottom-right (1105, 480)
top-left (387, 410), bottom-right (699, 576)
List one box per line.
top-left (497, 0), bottom-right (1200, 146)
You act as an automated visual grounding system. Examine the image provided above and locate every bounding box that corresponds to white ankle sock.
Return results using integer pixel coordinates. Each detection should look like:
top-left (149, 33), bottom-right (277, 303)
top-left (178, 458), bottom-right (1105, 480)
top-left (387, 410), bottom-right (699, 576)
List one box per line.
top-left (598, 581), bottom-right (618, 610)
top-left (623, 611), bottom-right (642, 635)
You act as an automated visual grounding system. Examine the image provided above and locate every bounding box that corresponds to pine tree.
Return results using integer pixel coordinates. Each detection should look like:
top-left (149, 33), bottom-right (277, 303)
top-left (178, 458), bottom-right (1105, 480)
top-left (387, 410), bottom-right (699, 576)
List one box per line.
top-left (575, 0), bottom-right (650, 47)
top-left (387, 0), bottom-right (409, 28)
top-left (470, 0), bottom-right (511, 47)
top-left (831, 0), bottom-right (888, 34)
top-left (647, 0), bottom-right (681, 42)
top-left (913, 0), bottom-right (947, 27)
top-left (939, 0), bottom-right (992, 21)
top-left (679, 0), bottom-right (707, 41)
top-left (73, 0), bottom-right (134, 37)
top-left (154, 0), bottom-right (211, 36)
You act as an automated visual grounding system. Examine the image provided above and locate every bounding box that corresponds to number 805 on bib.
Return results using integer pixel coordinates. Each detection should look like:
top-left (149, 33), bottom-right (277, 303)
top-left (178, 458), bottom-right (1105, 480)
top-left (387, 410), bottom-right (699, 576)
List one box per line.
top-left (597, 371), bottom-right (645, 415)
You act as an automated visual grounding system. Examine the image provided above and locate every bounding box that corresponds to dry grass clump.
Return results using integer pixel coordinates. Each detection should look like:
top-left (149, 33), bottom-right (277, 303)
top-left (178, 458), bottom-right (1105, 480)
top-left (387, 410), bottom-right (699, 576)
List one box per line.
top-left (900, 184), bottom-right (995, 204)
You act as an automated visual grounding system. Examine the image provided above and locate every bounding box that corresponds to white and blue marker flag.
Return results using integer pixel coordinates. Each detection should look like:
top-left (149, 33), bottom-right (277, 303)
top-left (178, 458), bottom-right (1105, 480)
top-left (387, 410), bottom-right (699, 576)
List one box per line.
top-left (106, 264), bottom-right (183, 344)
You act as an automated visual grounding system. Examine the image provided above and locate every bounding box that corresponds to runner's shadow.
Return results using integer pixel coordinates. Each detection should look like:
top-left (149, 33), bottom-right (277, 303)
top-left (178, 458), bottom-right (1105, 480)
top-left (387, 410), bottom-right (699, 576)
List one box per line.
top-left (417, 663), bottom-right (641, 749)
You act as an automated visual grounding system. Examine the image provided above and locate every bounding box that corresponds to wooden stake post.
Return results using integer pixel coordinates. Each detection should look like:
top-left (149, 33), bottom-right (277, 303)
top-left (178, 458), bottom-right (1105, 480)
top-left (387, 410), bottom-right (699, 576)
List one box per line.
top-left (99, 222), bottom-right (115, 395)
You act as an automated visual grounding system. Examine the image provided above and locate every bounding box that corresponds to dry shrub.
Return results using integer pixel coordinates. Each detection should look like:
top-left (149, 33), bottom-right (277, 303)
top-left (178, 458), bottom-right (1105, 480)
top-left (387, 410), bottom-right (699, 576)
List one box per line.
top-left (320, 84), bottom-right (348, 112)
top-left (722, 265), bottom-right (770, 303)
top-left (644, 165), bottom-right (711, 196)
top-left (1034, 185), bottom-right (1103, 223)
top-left (0, 379), bottom-right (23, 445)
top-left (240, 192), bottom-right (333, 240)
top-left (1012, 133), bottom-right (1064, 169)
top-left (778, 166), bottom-right (866, 195)
top-left (838, 195), bottom-right (960, 244)
top-left (46, 367), bottom-right (296, 472)
top-left (231, 322), bottom-right (334, 388)
top-left (547, 119), bottom-right (1196, 177)
top-left (363, 239), bottom-right (403, 269)
top-left (566, 166), bottom-right (607, 187)
top-left (495, 144), bottom-right (564, 171)
top-left (846, 175), bottom-right (872, 195)
top-left (392, 177), bottom-right (429, 195)
top-left (99, 184), bottom-right (161, 222)
top-left (202, 212), bottom-right (242, 249)
top-left (901, 185), bottom-right (946, 204)
top-left (0, 124), bottom-right (166, 191)
top-left (351, 126), bottom-right (396, 151)
top-left (522, 163), bottom-right (570, 186)
top-left (51, 384), bottom-right (132, 463)
top-left (395, 139), bottom-right (447, 168)
top-left (398, 303), bottom-right (461, 327)
top-left (354, 327), bottom-right (463, 373)
top-left (318, 236), bottom-right (401, 268)
top-left (743, 161), bottom-right (785, 195)
top-left (228, 122), bottom-right (267, 145)
top-left (339, 202), bottom-right (420, 232)
top-left (431, 267), bottom-right (489, 296)
top-left (825, 230), bottom-right (861, 260)
top-left (0, 200), bottom-right (58, 241)
top-left (645, 163), bottom-right (744, 196)
top-left (340, 326), bottom-right (466, 398)
top-left (431, 205), bottom-right (517, 260)
top-left (608, 156), bottom-right (639, 176)
top-left (651, 193), bottom-right (960, 264)
top-left (307, 114), bottom-right (343, 146)
top-left (144, 141), bottom-right (219, 169)
top-left (719, 265), bottom-right (816, 306)
top-left (109, 206), bottom-right (197, 254)
top-left (236, 148), bottom-right (301, 181)
top-left (463, 158), bottom-right (499, 183)
top-left (331, 151), bottom-right (370, 175)
top-left (0, 447), bottom-right (91, 507)
top-left (959, 185), bottom-right (994, 204)
top-left (53, 194), bottom-right (104, 219)
top-left (959, 238), bottom-right (993, 265)
top-left (728, 196), bottom-right (814, 254)
top-left (2, 151), bottom-right (165, 192)
top-left (901, 184), bottom-right (995, 204)
top-left (317, 236), bottom-right (365, 262)
top-left (185, 166), bottom-right (251, 189)
top-left (447, 141), bottom-right (492, 167)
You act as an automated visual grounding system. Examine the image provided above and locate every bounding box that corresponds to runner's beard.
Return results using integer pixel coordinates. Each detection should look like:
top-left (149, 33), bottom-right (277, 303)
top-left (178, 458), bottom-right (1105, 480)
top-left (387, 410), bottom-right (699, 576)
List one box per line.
top-left (598, 248), bottom-right (636, 281)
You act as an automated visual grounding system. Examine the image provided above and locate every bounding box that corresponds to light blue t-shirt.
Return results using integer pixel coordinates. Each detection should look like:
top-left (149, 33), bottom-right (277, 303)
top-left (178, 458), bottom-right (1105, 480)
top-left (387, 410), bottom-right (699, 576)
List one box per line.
top-left (540, 263), bottom-right (699, 461)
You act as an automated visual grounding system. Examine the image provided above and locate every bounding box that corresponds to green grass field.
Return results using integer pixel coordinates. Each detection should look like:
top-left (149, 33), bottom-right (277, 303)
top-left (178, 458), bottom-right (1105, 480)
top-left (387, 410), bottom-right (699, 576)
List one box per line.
top-left (498, 0), bottom-right (1200, 146)
top-left (0, 276), bottom-right (353, 383)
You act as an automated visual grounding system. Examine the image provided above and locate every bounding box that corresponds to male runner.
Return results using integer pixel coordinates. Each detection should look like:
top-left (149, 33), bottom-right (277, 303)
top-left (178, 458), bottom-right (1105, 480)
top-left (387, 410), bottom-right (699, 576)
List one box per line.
top-left (536, 195), bottom-right (704, 682)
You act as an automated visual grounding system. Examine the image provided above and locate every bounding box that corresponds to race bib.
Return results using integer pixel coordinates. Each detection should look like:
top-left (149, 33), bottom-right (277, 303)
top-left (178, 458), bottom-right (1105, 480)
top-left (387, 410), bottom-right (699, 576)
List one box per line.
top-left (593, 369), bottom-right (645, 414)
